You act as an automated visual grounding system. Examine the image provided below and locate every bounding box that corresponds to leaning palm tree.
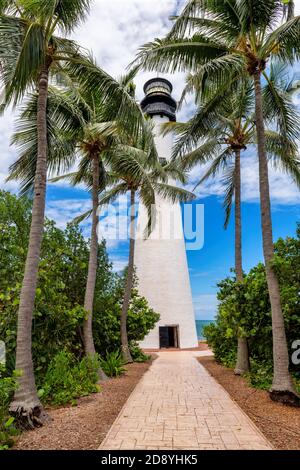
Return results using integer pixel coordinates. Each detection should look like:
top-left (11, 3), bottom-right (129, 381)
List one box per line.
top-left (1, 2), bottom-right (153, 427)
top-left (134, 0), bottom-right (300, 404)
top-left (167, 70), bottom-right (300, 375)
top-left (97, 133), bottom-right (195, 362)
top-left (0, 0), bottom-right (92, 426)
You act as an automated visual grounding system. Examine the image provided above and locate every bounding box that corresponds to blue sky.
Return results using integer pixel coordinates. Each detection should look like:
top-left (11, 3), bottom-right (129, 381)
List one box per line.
top-left (1, 0), bottom-right (300, 321)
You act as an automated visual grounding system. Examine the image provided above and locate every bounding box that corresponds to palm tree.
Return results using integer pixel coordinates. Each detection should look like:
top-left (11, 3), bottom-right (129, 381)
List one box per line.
top-left (97, 132), bottom-right (195, 362)
top-left (283, 0), bottom-right (295, 20)
top-left (50, 122), bottom-right (116, 374)
top-left (50, 118), bottom-right (126, 366)
top-left (0, 0), bottom-right (92, 427)
top-left (134, 0), bottom-right (300, 404)
top-left (167, 70), bottom-right (300, 375)
top-left (0, 2), bottom-right (155, 426)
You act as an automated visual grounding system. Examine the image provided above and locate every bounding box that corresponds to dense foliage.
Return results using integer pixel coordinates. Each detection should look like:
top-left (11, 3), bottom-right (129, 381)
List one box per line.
top-left (0, 190), bottom-right (159, 438)
top-left (204, 226), bottom-right (300, 390)
top-left (0, 366), bottom-right (18, 450)
top-left (39, 352), bottom-right (101, 406)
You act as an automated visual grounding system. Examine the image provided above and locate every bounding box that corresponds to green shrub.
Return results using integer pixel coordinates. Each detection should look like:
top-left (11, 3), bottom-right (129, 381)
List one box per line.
top-left (99, 351), bottom-right (127, 377)
top-left (203, 319), bottom-right (236, 367)
top-left (0, 366), bottom-right (19, 450)
top-left (0, 191), bottom-right (160, 377)
top-left (93, 287), bottom-right (160, 356)
top-left (206, 225), bottom-right (300, 391)
top-left (245, 359), bottom-right (273, 390)
top-left (39, 351), bottom-right (100, 406)
top-left (130, 342), bottom-right (151, 363)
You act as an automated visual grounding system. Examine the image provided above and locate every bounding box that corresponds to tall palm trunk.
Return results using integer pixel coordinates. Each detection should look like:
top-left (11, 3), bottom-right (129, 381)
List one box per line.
top-left (233, 149), bottom-right (250, 375)
top-left (83, 155), bottom-right (107, 382)
top-left (253, 70), bottom-right (299, 404)
top-left (120, 189), bottom-right (135, 363)
top-left (10, 65), bottom-right (50, 428)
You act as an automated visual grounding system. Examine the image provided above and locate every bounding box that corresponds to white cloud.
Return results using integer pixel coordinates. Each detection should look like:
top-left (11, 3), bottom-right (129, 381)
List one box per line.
top-left (110, 256), bottom-right (128, 273)
top-left (188, 150), bottom-right (300, 205)
top-left (1, 0), bottom-right (300, 212)
top-left (46, 198), bottom-right (91, 231)
top-left (193, 293), bottom-right (218, 321)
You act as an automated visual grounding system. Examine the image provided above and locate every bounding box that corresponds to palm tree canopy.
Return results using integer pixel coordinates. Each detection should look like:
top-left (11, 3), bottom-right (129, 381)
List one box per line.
top-left (164, 69), bottom-right (300, 227)
top-left (133, 0), bottom-right (300, 123)
top-left (0, 0), bottom-right (92, 104)
top-left (7, 59), bottom-right (159, 191)
top-left (97, 135), bottom-right (196, 237)
top-left (0, 1), bottom-right (152, 145)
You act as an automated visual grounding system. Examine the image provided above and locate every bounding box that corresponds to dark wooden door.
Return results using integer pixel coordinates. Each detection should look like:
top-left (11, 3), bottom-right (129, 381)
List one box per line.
top-left (159, 327), bottom-right (169, 348)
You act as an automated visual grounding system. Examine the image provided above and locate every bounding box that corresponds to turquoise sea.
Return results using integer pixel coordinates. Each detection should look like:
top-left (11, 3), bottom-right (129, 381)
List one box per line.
top-left (196, 320), bottom-right (214, 340)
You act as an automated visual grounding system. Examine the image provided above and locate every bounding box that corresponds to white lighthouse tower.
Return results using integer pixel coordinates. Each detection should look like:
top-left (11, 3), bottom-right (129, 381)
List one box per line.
top-left (135, 78), bottom-right (198, 349)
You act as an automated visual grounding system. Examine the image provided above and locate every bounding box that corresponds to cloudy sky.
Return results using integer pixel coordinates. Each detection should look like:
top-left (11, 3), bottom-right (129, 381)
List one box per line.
top-left (1, 0), bottom-right (300, 320)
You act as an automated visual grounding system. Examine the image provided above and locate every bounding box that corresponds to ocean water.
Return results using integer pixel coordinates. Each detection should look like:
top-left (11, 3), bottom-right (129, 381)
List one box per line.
top-left (196, 320), bottom-right (214, 340)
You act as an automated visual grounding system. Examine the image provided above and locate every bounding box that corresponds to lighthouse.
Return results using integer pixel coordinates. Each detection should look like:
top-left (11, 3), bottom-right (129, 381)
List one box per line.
top-left (135, 78), bottom-right (198, 349)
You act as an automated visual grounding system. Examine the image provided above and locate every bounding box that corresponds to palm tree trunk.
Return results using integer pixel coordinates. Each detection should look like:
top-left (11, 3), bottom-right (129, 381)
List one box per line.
top-left (253, 70), bottom-right (299, 405)
top-left (120, 189), bottom-right (135, 363)
top-left (234, 149), bottom-right (250, 376)
top-left (83, 155), bottom-right (107, 382)
top-left (9, 65), bottom-right (51, 428)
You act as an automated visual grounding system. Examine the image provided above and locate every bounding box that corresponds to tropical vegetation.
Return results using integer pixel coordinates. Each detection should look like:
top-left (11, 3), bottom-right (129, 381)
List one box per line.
top-left (204, 226), bottom-right (300, 396)
top-left (0, 190), bottom-right (159, 442)
top-left (0, 0), bottom-right (300, 450)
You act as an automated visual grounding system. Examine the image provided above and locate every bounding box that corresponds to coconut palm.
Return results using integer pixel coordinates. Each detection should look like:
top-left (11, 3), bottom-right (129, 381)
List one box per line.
top-left (50, 118), bottom-right (126, 367)
top-left (134, 0), bottom-right (300, 404)
top-left (0, 0), bottom-right (92, 427)
top-left (283, 0), bottom-right (295, 20)
top-left (49, 122), bottom-right (117, 372)
top-left (0, 2), bottom-right (154, 426)
top-left (166, 70), bottom-right (300, 375)
top-left (96, 132), bottom-right (196, 362)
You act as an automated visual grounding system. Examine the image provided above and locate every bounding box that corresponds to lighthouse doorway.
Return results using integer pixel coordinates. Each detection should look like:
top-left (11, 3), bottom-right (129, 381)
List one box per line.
top-left (159, 326), bottom-right (179, 349)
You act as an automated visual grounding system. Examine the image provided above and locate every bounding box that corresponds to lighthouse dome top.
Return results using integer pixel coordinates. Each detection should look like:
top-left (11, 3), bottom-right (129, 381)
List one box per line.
top-left (141, 77), bottom-right (177, 122)
top-left (143, 77), bottom-right (173, 95)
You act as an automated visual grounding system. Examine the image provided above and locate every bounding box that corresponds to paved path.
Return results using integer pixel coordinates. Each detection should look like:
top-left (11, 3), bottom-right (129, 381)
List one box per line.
top-left (99, 352), bottom-right (272, 450)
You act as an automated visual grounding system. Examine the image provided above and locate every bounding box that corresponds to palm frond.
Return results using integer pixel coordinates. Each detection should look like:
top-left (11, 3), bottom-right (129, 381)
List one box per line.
top-left (154, 183), bottom-right (195, 203)
top-left (72, 208), bottom-right (93, 225)
top-left (64, 54), bottom-right (150, 146)
top-left (180, 138), bottom-right (222, 171)
top-left (194, 147), bottom-right (233, 191)
top-left (97, 183), bottom-right (129, 207)
top-left (0, 15), bottom-right (44, 106)
top-left (262, 14), bottom-right (300, 63)
top-left (133, 35), bottom-right (229, 74)
top-left (262, 65), bottom-right (300, 141)
top-left (222, 163), bottom-right (236, 229)
top-left (8, 86), bottom-right (88, 193)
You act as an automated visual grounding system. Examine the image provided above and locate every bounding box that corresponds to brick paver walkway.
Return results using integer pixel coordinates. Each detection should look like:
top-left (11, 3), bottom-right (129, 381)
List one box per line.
top-left (99, 352), bottom-right (272, 450)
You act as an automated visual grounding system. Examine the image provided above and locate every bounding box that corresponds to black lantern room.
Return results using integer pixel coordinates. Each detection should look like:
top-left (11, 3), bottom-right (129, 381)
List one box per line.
top-left (140, 78), bottom-right (177, 122)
